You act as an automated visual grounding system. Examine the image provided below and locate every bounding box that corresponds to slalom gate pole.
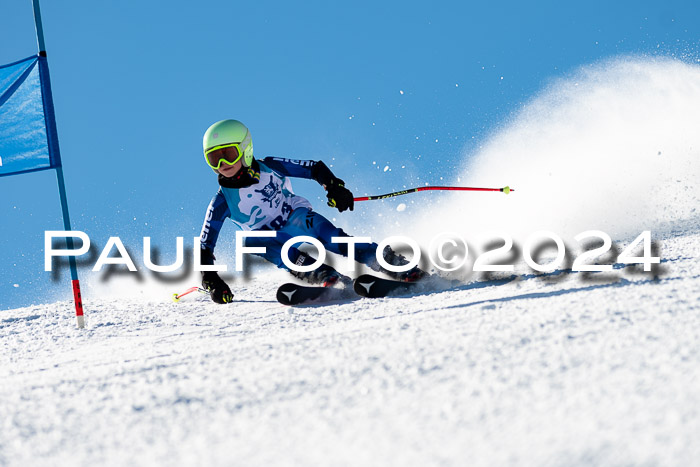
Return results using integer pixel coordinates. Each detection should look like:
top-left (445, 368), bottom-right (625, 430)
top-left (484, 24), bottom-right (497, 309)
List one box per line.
top-left (32, 0), bottom-right (85, 328)
top-left (353, 185), bottom-right (514, 202)
top-left (55, 166), bottom-right (84, 328)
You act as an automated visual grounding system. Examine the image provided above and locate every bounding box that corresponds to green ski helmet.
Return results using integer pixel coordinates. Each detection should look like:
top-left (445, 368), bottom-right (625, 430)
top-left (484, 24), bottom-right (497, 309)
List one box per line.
top-left (202, 119), bottom-right (254, 171)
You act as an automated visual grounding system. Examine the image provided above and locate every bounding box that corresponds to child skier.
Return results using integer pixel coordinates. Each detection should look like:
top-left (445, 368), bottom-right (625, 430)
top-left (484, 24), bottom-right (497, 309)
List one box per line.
top-left (198, 119), bottom-right (422, 304)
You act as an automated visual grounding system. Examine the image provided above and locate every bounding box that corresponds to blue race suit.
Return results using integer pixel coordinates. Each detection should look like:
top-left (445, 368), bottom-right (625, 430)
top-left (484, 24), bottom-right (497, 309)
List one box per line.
top-left (199, 157), bottom-right (378, 271)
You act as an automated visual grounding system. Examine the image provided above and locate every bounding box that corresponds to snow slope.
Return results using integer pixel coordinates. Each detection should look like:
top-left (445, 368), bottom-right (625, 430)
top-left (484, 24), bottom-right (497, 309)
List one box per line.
top-left (1, 230), bottom-right (699, 466)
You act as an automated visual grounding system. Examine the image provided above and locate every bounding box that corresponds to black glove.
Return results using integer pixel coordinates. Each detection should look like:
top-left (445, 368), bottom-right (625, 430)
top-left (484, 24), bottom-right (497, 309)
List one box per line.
top-left (202, 271), bottom-right (233, 304)
top-left (311, 161), bottom-right (354, 212)
top-left (325, 179), bottom-right (354, 212)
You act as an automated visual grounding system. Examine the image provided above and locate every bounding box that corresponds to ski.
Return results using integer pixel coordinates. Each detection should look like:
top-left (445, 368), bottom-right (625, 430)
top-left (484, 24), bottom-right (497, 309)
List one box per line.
top-left (352, 274), bottom-right (420, 298)
top-left (278, 274), bottom-right (462, 305)
top-left (276, 283), bottom-right (356, 306)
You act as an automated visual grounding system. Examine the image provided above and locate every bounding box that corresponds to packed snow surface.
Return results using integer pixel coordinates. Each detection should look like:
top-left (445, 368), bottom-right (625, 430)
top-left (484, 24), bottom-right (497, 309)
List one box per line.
top-left (1, 230), bottom-right (699, 466)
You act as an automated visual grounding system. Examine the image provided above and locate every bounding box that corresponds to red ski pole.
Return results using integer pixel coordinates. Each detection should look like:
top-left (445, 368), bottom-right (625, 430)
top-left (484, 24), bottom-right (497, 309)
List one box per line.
top-left (172, 286), bottom-right (209, 302)
top-left (353, 185), bottom-right (513, 202)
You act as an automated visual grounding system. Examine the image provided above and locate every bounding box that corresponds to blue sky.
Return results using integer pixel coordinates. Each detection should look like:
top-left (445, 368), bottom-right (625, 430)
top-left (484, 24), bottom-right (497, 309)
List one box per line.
top-left (1, 0), bottom-right (698, 309)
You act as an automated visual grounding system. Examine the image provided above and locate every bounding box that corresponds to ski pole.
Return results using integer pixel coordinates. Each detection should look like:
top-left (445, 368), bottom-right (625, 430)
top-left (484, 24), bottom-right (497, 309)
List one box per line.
top-left (172, 286), bottom-right (209, 302)
top-left (353, 185), bottom-right (513, 202)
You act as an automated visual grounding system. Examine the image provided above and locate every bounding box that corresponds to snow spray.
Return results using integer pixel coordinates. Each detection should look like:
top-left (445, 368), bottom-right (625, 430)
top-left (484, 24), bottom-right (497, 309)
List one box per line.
top-left (411, 56), bottom-right (700, 243)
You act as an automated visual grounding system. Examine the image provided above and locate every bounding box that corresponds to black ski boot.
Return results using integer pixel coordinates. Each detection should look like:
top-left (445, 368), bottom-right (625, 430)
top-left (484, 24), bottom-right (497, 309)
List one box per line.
top-left (369, 245), bottom-right (426, 282)
top-left (289, 252), bottom-right (351, 287)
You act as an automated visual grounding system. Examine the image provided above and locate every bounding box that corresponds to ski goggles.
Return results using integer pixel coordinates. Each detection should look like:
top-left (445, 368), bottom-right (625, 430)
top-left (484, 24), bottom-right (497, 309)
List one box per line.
top-left (204, 143), bottom-right (244, 170)
top-left (204, 131), bottom-right (253, 170)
